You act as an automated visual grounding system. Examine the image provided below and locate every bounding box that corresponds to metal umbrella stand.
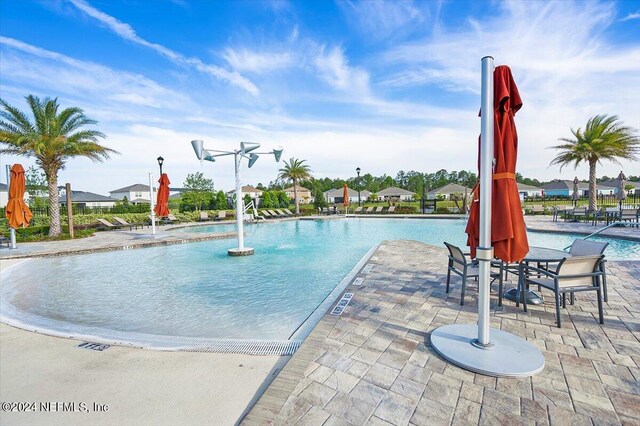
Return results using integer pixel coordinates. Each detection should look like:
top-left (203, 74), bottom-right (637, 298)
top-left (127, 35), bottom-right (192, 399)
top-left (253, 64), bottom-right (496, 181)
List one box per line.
top-left (430, 56), bottom-right (545, 377)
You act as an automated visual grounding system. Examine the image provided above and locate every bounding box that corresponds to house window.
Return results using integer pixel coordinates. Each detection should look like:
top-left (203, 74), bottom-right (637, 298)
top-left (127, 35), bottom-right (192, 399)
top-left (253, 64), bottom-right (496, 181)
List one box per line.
top-left (135, 192), bottom-right (142, 198)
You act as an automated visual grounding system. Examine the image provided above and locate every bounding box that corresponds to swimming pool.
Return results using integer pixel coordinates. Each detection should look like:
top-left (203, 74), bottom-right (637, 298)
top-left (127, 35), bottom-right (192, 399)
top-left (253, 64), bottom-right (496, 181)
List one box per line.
top-left (2, 218), bottom-right (638, 350)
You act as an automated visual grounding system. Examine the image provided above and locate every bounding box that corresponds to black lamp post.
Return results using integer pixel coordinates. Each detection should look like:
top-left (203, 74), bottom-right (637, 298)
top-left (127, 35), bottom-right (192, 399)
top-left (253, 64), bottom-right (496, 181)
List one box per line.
top-left (356, 167), bottom-right (361, 206)
top-left (157, 156), bottom-right (164, 175)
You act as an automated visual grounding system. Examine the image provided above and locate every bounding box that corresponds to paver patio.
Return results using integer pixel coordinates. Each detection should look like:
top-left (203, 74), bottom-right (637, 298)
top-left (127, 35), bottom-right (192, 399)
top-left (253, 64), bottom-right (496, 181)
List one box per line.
top-left (243, 240), bottom-right (640, 425)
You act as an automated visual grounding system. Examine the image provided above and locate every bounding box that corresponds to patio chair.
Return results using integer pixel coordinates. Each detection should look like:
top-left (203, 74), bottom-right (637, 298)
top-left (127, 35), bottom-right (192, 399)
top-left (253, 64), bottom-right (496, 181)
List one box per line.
top-left (552, 205), bottom-right (570, 222)
top-left (620, 208), bottom-right (639, 227)
top-left (163, 214), bottom-right (179, 224)
top-left (571, 207), bottom-right (588, 222)
top-left (113, 216), bottom-right (144, 230)
top-left (283, 208), bottom-right (295, 216)
top-left (444, 242), bottom-right (504, 307)
top-left (275, 209), bottom-right (289, 217)
top-left (268, 209), bottom-right (283, 218)
top-left (374, 206), bottom-right (384, 213)
top-left (521, 255), bottom-right (605, 327)
top-left (260, 210), bottom-right (273, 218)
top-left (528, 204), bottom-right (544, 215)
top-left (215, 210), bottom-right (227, 221)
top-left (387, 205), bottom-right (396, 214)
top-left (569, 239), bottom-right (609, 302)
top-left (354, 206), bottom-right (363, 214)
top-left (0, 234), bottom-right (10, 248)
top-left (364, 206), bottom-right (374, 214)
top-left (97, 218), bottom-right (128, 231)
top-left (198, 211), bottom-right (209, 222)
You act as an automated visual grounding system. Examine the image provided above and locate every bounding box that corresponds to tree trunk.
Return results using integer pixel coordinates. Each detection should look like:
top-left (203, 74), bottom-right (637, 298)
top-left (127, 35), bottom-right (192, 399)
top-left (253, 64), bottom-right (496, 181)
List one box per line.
top-left (589, 159), bottom-right (597, 211)
top-left (46, 169), bottom-right (62, 236)
top-left (293, 179), bottom-right (300, 214)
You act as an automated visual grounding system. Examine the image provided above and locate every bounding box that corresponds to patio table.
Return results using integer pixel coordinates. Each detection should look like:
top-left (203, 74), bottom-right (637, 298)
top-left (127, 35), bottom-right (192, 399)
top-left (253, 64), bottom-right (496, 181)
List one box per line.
top-left (503, 246), bottom-right (570, 306)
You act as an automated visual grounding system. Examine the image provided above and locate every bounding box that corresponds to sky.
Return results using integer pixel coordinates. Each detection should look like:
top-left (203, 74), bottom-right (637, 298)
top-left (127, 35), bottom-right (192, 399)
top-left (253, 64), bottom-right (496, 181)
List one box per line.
top-left (1, 0), bottom-right (639, 194)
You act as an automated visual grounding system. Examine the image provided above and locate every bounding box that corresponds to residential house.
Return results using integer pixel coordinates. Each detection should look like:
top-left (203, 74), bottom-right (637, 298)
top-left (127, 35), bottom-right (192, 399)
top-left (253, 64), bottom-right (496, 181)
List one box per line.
top-left (0, 182), bottom-right (30, 208)
top-left (376, 186), bottom-right (415, 202)
top-left (226, 186), bottom-right (263, 200)
top-left (541, 180), bottom-right (609, 197)
top-left (284, 185), bottom-right (313, 204)
top-left (599, 179), bottom-right (640, 195)
top-left (59, 189), bottom-right (118, 208)
top-left (110, 184), bottom-right (153, 203)
top-left (517, 183), bottom-right (543, 198)
top-left (427, 183), bottom-right (471, 200)
top-left (324, 187), bottom-right (371, 204)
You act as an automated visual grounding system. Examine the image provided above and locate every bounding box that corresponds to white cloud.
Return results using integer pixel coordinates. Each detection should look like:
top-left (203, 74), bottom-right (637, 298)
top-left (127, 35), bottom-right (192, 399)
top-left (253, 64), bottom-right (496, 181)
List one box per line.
top-left (67, 0), bottom-right (259, 95)
top-left (222, 48), bottom-right (293, 73)
top-left (338, 0), bottom-right (424, 40)
top-left (621, 10), bottom-right (640, 21)
top-left (314, 46), bottom-right (370, 95)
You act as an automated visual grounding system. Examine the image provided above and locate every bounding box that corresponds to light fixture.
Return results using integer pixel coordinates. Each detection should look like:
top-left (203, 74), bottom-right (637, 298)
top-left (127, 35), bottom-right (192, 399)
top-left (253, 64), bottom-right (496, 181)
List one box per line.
top-left (191, 140), bottom-right (204, 159)
top-left (248, 153), bottom-right (259, 168)
top-left (157, 156), bottom-right (164, 175)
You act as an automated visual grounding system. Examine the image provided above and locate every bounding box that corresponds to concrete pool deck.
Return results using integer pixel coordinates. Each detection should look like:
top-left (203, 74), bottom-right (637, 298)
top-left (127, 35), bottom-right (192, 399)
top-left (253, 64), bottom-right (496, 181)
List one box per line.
top-left (243, 241), bottom-right (640, 425)
top-left (1, 216), bottom-right (639, 425)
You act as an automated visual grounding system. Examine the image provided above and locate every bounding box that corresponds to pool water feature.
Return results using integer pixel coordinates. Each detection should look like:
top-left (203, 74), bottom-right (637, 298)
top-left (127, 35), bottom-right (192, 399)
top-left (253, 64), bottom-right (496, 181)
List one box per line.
top-left (2, 219), bottom-right (638, 349)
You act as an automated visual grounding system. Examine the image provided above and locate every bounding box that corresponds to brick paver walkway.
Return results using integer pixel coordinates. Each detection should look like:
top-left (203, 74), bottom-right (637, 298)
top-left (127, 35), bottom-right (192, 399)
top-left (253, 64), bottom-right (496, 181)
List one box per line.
top-left (244, 241), bottom-right (640, 425)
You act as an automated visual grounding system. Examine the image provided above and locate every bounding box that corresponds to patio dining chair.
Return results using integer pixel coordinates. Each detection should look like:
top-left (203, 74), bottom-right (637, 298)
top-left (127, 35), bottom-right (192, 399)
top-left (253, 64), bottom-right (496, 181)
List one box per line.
top-left (571, 207), bottom-right (588, 222)
top-left (569, 239), bottom-right (609, 302)
top-left (620, 208), bottom-right (639, 228)
top-left (521, 254), bottom-right (605, 328)
top-left (444, 242), bottom-right (504, 307)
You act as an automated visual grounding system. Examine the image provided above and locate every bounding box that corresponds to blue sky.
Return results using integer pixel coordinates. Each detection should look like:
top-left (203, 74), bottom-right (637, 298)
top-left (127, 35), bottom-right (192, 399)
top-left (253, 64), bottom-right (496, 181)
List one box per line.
top-left (1, 0), bottom-right (639, 194)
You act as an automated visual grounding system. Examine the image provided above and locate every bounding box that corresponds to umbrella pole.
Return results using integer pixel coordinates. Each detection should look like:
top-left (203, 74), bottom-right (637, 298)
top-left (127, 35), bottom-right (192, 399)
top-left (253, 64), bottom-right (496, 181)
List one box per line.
top-left (149, 173), bottom-right (156, 236)
top-left (429, 56), bottom-right (544, 377)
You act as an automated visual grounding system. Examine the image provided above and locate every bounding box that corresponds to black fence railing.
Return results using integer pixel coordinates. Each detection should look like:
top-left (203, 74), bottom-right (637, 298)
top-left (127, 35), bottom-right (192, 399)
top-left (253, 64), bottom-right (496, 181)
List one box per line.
top-left (523, 194), bottom-right (639, 207)
top-left (0, 204), bottom-right (153, 217)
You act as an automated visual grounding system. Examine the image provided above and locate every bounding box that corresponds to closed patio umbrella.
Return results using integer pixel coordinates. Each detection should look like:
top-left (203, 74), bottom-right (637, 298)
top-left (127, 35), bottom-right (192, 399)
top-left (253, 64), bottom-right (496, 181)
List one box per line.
top-left (572, 177), bottom-right (579, 207)
top-left (342, 183), bottom-right (349, 214)
top-left (616, 171), bottom-right (627, 213)
top-left (465, 65), bottom-right (529, 263)
top-left (154, 173), bottom-right (170, 218)
top-left (5, 164), bottom-right (32, 249)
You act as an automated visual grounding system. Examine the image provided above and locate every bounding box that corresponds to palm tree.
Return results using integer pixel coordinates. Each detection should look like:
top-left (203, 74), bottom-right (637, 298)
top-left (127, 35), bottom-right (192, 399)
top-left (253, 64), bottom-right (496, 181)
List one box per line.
top-left (278, 157), bottom-right (312, 214)
top-left (0, 95), bottom-right (117, 236)
top-left (550, 115), bottom-right (639, 211)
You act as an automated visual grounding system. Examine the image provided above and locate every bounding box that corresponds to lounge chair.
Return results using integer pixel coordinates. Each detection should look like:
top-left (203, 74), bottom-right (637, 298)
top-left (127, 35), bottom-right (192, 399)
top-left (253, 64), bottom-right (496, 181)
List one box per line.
top-left (387, 206), bottom-right (396, 214)
top-left (162, 214), bottom-right (179, 224)
top-left (215, 210), bottom-right (227, 221)
top-left (113, 216), bottom-right (144, 230)
top-left (268, 209), bottom-right (283, 218)
top-left (97, 218), bottom-right (128, 230)
top-left (374, 206), bottom-right (384, 213)
top-left (198, 211), bottom-right (209, 222)
top-left (364, 206), bottom-right (374, 214)
top-left (283, 208), bottom-right (295, 216)
top-left (444, 242), bottom-right (503, 306)
top-left (530, 204), bottom-right (544, 215)
top-left (522, 255), bottom-right (605, 327)
top-left (275, 209), bottom-right (289, 217)
top-left (0, 234), bottom-right (10, 248)
top-left (354, 206), bottom-right (363, 214)
top-left (260, 210), bottom-right (273, 218)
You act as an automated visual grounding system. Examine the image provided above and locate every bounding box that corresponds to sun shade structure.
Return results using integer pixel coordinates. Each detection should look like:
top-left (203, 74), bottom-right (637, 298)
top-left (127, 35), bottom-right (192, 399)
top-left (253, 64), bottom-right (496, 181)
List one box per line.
top-left (5, 164), bottom-right (32, 249)
top-left (431, 57), bottom-right (544, 378)
top-left (154, 173), bottom-right (170, 218)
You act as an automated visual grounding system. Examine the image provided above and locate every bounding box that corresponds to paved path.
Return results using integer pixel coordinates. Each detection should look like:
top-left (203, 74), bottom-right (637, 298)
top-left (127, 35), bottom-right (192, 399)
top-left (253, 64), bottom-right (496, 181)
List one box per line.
top-left (244, 241), bottom-right (640, 425)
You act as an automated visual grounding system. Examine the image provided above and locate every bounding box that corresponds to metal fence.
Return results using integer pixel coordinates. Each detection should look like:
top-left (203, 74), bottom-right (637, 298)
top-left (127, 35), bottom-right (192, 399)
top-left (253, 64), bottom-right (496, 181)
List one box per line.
top-left (523, 194), bottom-right (639, 207)
top-left (0, 204), bottom-right (152, 217)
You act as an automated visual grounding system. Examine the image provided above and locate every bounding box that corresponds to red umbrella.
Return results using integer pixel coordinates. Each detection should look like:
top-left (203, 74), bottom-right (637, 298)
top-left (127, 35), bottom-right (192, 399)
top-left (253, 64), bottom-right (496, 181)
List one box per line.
top-left (342, 183), bottom-right (349, 211)
top-left (5, 164), bottom-right (32, 229)
top-left (154, 173), bottom-right (170, 218)
top-left (466, 65), bottom-right (529, 263)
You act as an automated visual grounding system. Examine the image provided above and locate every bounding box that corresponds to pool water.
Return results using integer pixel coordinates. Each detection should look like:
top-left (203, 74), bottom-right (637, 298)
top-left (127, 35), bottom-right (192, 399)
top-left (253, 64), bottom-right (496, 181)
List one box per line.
top-left (3, 219), bottom-right (638, 342)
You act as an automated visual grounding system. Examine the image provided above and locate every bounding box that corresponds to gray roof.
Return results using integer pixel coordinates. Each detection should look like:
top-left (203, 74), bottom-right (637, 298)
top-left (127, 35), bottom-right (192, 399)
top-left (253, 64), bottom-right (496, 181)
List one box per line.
top-left (324, 187), bottom-right (371, 198)
top-left (428, 183), bottom-right (471, 195)
top-left (600, 179), bottom-right (640, 189)
top-left (517, 183), bottom-right (541, 191)
top-left (377, 186), bottom-right (415, 196)
top-left (60, 191), bottom-right (118, 203)
top-left (110, 183), bottom-right (150, 193)
top-left (541, 180), bottom-right (608, 191)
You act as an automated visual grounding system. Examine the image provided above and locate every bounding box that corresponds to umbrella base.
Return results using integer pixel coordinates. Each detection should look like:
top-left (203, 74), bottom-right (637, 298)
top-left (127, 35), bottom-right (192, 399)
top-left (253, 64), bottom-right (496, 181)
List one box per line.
top-left (431, 324), bottom-right (545, 377)
top-left (503, 288), bottom-right (544, 305)
top-left (228, 247), bottom-right (254, 256)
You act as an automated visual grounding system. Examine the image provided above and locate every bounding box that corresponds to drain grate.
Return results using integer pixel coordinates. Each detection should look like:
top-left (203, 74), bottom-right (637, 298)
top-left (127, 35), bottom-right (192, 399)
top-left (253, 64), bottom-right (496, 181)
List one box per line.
top-left (78, 342), bottom-right (110, 351)
top-left (185, 340), bottom-right (302, 355)
top-left (330, 293), bottom-right (354, 316)
top-left (362, 264), bottom-right (373, 273)
top-left (352, 278), bottom-right (364, 286)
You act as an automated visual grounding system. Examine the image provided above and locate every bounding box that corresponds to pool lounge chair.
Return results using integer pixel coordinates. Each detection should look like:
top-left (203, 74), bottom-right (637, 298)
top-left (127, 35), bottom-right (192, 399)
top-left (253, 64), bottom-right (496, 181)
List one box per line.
top-left (387, 206), bottom-right (396, 214)
top-left (260, 210), bottom-right (274, 218)
top-left (374, 206), bottom-right (384, 213)
top-left (113, 216), bottom-right (144, 230)
top-left (364, 206), bottom-right (374, 214)
top-left (268, 210), bottom-right (283, 218)
top-left (275, 209), bottom-right (289, 217)
top-left (529, 204), bottom-right (544, 215)
top-left (198, 211), bottom-right (209, 222)
top-left (97, 218), bottom-right (129, 231)
top-left (163, 214), bottom-right (179, 224)
top-left (215, 210), bottom-right (227, 221)
top-left (283, 208), bottom-right (295, 216)
top-left (353, 206), bottom-right (363, 214)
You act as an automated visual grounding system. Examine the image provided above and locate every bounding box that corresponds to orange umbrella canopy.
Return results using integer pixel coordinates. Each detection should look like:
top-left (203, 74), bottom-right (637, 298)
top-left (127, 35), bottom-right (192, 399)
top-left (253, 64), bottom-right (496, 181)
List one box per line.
top-left (5, 164), bottom-right (32, 229)
top-left (154, 173), bottom-right (171, 218)
top-left (466, 65), bottom-right (529, 263)
top-left (342, 183), bottom-right (349, 207)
